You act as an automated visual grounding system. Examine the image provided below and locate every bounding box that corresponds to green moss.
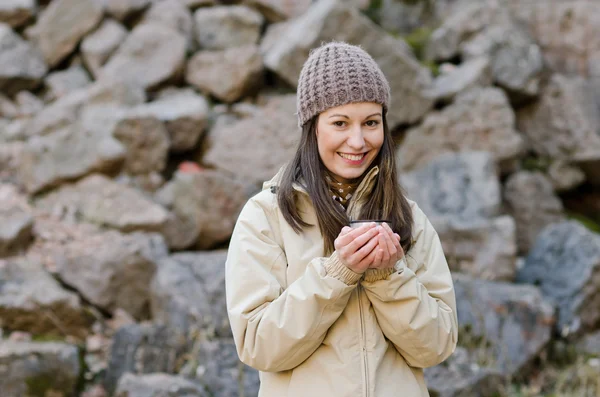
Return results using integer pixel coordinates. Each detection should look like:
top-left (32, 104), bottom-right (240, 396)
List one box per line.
top-left (403, 26), bottom-right (434, 60)
top-left (363, 0), bottom-right (383, 24)
top-left (25, 373), bottom-right (58, 397)
top-left (566, 212), bottom-right (600, 234)
top-left (521, 156), bottom-right (551, 172)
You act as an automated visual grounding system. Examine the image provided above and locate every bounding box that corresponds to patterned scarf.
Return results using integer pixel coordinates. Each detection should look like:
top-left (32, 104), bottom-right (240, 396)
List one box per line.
top-left (325, 171), bottom-right (360, 209)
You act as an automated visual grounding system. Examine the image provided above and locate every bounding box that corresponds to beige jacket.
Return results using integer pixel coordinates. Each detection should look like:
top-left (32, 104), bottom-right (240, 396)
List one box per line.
top-left (226, 166), bottom-right (458, 397)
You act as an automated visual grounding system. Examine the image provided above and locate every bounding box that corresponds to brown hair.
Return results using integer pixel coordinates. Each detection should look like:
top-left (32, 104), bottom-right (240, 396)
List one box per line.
top-left (277, 112), bottom-right (413, 255)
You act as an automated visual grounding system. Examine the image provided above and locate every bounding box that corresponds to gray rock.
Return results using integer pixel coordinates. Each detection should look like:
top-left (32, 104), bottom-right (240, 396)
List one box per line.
top-left (0, 184), bottom-right (33, 257)
top-left (0, 341), bottom-right (80, 397)
top-left (27, 0), bottom-right (103, 68)
top-left (0, 256), bottom-right (93, 337)
top-left (151, 251), bottom-right (230, 338)
top-left (547, 160), bottom-right (586, 192)
top-left (203, 95), bottom-right (300, 186)
top-left (453, 273), bottom-right (555, 375)
top-left (130, 88), bottom-right (209, 152)
top-left (0, 141), bottom-right (25, 185)
top-left (186, 45), bottom-right (263, 103)
top-left (260, 0), bottom-right (434, 127)
top-left (141, 0), bottom-right (194, 50)
top-left (105, 323), bottom-right (189, 394)
top-left (115, 373), bottom-right (209, 397)
top-left (243, 0), bottom-right (312, 22)
top-left (32, 217), bottom-right (168, 319)
top-left (44, 65), bottom-right (91, 100)
top-left (401, 152), bottom-right (517, 281)
top-left (398, 87), bottom-right (524, 174)
top-left (193, 5), bottom-right (263, 50)
top-left (106, 0), bottom-right (152, 21)
top-left (430, 57), bottom-right (492, 102)
top-left (191, 338), bottom-right (260, 397)
top-left (100, 24), bottom-right (187, 90)
top-left (0, 94), bottom-right (18, 119)
top-left (517, 221), bottom-right (600, 336)
top-left (577, 331), bottom-right (600, 357)
top-left (13, 90), bottom-right (44, 117)
top-left (35, 174), bottom-right (169, 233)
top-left (81, 19), bottom-right (128, 78)
top-left (0, 23), bottom-right (47, 96)
top-left (0, 0), bottom-right (36, 28)
top-left (157, 169), bottom-right (248, 249)
top-left (504, 171), bottom-right (565, 253)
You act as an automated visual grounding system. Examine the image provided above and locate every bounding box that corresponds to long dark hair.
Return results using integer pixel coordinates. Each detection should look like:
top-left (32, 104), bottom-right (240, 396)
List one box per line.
top-left (277, 112), bottom-right (414, 255)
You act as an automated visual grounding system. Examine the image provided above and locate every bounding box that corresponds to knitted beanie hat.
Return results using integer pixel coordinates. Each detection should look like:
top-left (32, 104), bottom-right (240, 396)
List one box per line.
top-left (296, 41), bottom-right (391, 127)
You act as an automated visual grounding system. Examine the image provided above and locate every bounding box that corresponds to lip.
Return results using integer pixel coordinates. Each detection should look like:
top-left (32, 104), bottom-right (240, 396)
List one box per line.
top-left (338, 151), bottom-right (367, 165)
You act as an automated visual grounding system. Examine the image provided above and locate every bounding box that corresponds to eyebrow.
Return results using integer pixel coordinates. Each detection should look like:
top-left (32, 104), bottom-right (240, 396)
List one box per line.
top-left (328, 112), bottom-right (382, 119)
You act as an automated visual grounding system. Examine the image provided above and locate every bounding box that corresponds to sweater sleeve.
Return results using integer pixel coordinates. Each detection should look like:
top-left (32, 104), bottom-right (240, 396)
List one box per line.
top-left (226, 197), bottom-right (359, 372)
top-left (360, 203), bottom-right (458, 368)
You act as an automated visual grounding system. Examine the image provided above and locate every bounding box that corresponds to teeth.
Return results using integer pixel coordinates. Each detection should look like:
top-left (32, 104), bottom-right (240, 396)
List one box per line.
top-left (339, 153), bottom-right (364, 161)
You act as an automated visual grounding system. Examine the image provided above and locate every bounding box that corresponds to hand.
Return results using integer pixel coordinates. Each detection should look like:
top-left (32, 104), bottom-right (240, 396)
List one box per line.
top-left (334, 223), bottom-right (380, 274)
top-left (369, 223), bottom-right (404, 270)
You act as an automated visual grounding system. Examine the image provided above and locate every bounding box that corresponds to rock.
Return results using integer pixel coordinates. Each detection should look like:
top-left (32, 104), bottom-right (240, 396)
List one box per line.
top-left (453, 273), bottom-right (555, 375)
top-left (547, 160), bottom-right (586, 192)
top-left (186, 45), bottom-right (263, 103)
top-left (425, 347), bottom-right (505, 397)
top-left (129, 88), bottom-right (209, 152)
top-left (504, 171), bottom-right (565, 253)
top-left (151, 251), bottom-right (230, 337)
top-left (517, 221), bottom-right (600, 336)
top-left (243, 0), bottom-right (312, 22)
top-left (157, 169), bottom-right (248, 249)
top-left (577, 331), bottom-right (600, 357)
top-left (27, 0), bottom-right (103, 68)
top-left (115, 373), bottom-right (209, 397)
top-left (104, 323), bottom-right (188, 394)
top-left (0, 256), bottom-right (93, 337)
top-left (0, 94), bottom-right (18, 119)
top-left (35, 174), bottom-right (169, 233)
top-left (100, 24), bottom-right (186, 90)
top-left (13, 90), bottom-right (44, 117)
top-left (81, 19), bottom-right (128, 78)
top-left (203, 95), bottom-right (300, 186)
top-left (430, 57), bottom-right (492, 102)
top-left (17, 122), bottom-right (126, 194)
top-left (0, 341), bottom-right (80, 397)
top-left (141, 0), bottom-right (194, 50)
top-left (193, 5), bottom-right (263, 50)
top-left (261, 0), bottom-right (434, 127)
top-left (517, 74), bottom-right (600, 164)
top-left (401, 152), bottom-right (517, 281)
top-left (398, 87), bottom-right (524, 174)
top-left (31, 217), bottom-right (168, 319)
top-left (112, 115), bottom-right (170, 175)
top-left (0, 0), bottom-right (36, 28)
top-left (106, 0), bottom-right (152, 21)
top-left (45, 65), bottom-right (91, 100)
top-left (0, 184), bottom-right (33, 257)
top-left (0, 23), bottom-right (48, 96)
top-left (0, 141), bottom-right (25, 185)
top-left (191, 338), bottom-right (260, 397)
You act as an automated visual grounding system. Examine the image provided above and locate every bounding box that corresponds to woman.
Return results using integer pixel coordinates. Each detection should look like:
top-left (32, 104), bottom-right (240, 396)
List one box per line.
top-left (225, 41), bottom-right (457, 396)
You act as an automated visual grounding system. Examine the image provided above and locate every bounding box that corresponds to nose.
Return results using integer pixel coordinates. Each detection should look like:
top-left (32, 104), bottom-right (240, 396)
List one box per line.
top-left (347, 125), bottom-right (365, 149)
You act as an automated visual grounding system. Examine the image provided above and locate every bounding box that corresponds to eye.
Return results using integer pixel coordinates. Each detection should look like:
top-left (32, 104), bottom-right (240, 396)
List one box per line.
top-left (333, 121), bottom-right (347, 127)
top-left (365, 120), bottom-right (380, 127)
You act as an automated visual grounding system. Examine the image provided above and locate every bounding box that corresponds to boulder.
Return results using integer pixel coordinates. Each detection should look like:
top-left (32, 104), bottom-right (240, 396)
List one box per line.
top-left (141, 0), bottom-right (194, 50)
top-left (243, 0), bottom-right (312, 22)
top-left (44, 65), bottom-right (92, 100)
top-left (81, 19), bottom-right (128, 78)
top-left (106, 0), bottom-right (152, 21)
top-left (115, 373), bottom-right (209, 397)
top-left (0, 184), bottom-right (33, 257)
top-left (430, 57), bottom-right (492, 102)
top-left (192, 5), bottom-right (263, 50)
top-left (0, 0), bottom-right (36, 28)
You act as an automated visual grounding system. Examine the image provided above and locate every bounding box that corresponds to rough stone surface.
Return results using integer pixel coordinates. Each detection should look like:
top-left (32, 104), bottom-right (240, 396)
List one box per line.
top-left (0, 141), bottom-right (25, 185)
top-left (260, 0), bottom-right (434, 127)
top-left (14, 90), bottom-right (44, 117)
top-left (100, 23), bottom-right (187, 90)
top-left (106, 0), bottom-right (152, 21)
top-left (203, 94), bottom-right (301, 186)
top-left (504, 171), bottom-right (565, 253)
top-left (517, 221), bottom-right (600, 336)
top-left (430, 57), bottom-right (492, 102)
top-left (401, 152), bottom-right (517, 281)
top-left (0, 0), bottom-right (36, 28)
top-left (243, 0), bottom-right (312, 22)
top-left (35, 174), bottom-right (169, 233)
top-left (44, 64), bottom-right (92, 100)
top-left (31, 217), bottom-right (168, 319)
top-left (186, 45), bottom-right (263, 103)
top-left (193, 5), bottom-right (263, 50)
top-left (577, 331), bottom-right (600, 357)
top-left (115, 373), bottom-right (209, 397)
top-left (81, 19), bottom-right (128, 78)
top-left (398, 87), bottom-right (524, 174)
top-left (105, 323), bottom-right (188, 394)
top-left (0, 184), bottom-right (33, 257)
top-left (141, 0), bottom-right (194, 50)
top-left (0, 341), bottom-right (80, 397)
top-left (151, 251), bottom-right (230, 337)
top-left (0, 256), bottom-right (93, 338)
top-left (0, 23), bottom-right (48, 96)
top-left (547, 160), bottom-right (586, 192)
top-left (27, 0), bottom-right (103, 67)
top-left (453, 273), bottom-right (555, 375)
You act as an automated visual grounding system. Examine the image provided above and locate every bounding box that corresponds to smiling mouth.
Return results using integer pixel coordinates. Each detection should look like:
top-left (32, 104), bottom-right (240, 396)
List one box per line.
top-left (338, 152), bottom-right (366, 161)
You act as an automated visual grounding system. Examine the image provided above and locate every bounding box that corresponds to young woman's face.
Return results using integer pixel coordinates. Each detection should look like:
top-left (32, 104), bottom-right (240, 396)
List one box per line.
top-left (316, 102), bottom-right (384, 183)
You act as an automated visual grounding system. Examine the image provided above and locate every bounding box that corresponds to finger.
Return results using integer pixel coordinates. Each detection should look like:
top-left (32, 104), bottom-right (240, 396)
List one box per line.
top-left (368, 246), bottom-right (384, 269)
top-left (350, 234), bottom-right (380, 263)
top-left (359, 241), bottom-right (382, 269)
top-left (344, 226), bottom-right (379, 254)
top-left (382, 228), bottom-right (398, 258)
top-left (379, 231), bottom-right (391, 262)
top-left (340, 226), bottom-right (352, 235)
top-left (336, 223), bottom-right (376, 248)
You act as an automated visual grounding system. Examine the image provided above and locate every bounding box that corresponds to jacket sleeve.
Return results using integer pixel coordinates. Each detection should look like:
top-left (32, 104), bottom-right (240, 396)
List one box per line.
top-left (361, 202), bottom-right (458, 368)
top-left (226, 196), bottom-right (361, 372)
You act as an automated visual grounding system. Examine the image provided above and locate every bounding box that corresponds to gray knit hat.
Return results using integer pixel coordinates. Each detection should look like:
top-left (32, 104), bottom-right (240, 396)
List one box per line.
top-left (296, 41), bottom-right (391, 127)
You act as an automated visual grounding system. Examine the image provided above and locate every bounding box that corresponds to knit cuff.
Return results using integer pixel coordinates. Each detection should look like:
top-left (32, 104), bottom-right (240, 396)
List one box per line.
top-left (324, 252), bottom-right (363, 285)
top-left (363, 268), bottom-right (395, 282)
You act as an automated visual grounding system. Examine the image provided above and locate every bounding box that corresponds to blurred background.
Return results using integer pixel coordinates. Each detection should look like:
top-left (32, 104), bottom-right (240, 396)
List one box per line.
top-left (1, 0), bottom-right (599, 396)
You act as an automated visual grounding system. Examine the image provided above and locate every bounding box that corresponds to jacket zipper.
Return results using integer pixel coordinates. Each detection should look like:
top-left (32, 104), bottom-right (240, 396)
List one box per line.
top-left (357, 286), bottom-right (369, 397)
